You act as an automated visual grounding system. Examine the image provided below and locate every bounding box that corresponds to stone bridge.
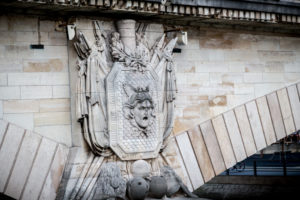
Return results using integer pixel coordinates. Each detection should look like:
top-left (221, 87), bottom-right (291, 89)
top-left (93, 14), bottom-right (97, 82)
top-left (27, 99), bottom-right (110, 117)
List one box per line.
top-left (0, 82), bottom-right (299, 200)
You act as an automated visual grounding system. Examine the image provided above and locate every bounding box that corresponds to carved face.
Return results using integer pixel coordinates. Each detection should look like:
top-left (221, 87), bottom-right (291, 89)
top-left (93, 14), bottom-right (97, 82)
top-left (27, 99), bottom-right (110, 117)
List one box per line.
top-left (132, 100), bottom-right (153, 129)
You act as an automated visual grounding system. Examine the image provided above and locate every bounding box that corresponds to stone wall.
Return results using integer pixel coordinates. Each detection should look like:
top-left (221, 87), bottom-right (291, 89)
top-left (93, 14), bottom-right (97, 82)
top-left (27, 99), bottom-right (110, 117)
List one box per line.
top-left (0, 14), bottom-right (71, 146)
top-left (0, 14), bottom-right (300, 148)
top-left (173, 28), bottom-right (300, 134)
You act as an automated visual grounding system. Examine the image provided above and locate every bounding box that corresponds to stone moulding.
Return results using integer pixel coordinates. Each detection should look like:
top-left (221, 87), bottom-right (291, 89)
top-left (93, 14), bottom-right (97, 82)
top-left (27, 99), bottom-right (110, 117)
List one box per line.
top-left (12, 0), bottom-right (300, 24)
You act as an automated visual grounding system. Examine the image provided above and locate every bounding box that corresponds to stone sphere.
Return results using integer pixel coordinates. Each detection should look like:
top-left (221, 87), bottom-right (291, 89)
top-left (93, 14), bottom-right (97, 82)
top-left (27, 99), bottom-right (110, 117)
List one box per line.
top-left (127, 177), bottom-right (149, 200)
top-left (148, 176), bottom-right (167, 199)
top-left (131, 160), bottom-right (151, 178)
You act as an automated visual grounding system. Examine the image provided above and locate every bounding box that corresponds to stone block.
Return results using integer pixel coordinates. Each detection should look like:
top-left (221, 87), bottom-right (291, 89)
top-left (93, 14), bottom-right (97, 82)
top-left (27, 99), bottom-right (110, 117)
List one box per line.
top-left (21, 138), bottom-right (57, 200)
top-left (287, 85), bottom-right (300, 131)
top-left (8, 73), bottom-right (40, 86)
top-left (0, 123), bottom-right (25, 192)
top-left (23, 58), bottom-right (68, 72)
top-left (284, 73), bottom-right (300, 82)
top-left (5, 131), bottom-right (41, 199)
top-left (200, 120), bottom-right (226, 175)
top-left (176, 132), bottom-right (204, 189)
top-left (0, 73), bottom-right (7, 85)
top-left (256, 96), bottom-right (277, 145)
top-left (4, 45), bottom-right (33, 58)
top-left (0, 101), bottom-right (2, 119)
top-left (254, 83), bottom-right (285, 98)
top-left (245, 63), bottom-right (264, 73)
top-left (34, 112), bottom-right (71, 126)
top-left (277, 88), bottom-right (296, 134)
top-left (0, 86), bottom-right (20, 100)
top-left (262, 73), bottom-right (285, 83)
top-left (0, 119), bottom-right (8, 145)
top-left (245, 101), bottom-right (267, 151)
top-left (7, 15), bottom-right (37, 31)
top-left (228, 62), bottom-right (245, 72)
top-left (3, 100), bottom-right (39, 113)
top-left (21, 86), bottom-right (52, 99)
top-left (40, 73), bottom-right (69, 85)
top-left (264, 62), bottom-right (284, 72)
top-left (53, 86), bottom-right (70, 98)
top-left (34, 125), bottom-right (72, 147)
top-left (39, 144), bottom-right (69, 200)
top-left (284, 62), bottom-right (300, 72)
top-left (0, 57), bottom-right (23, 73)
top-left (209, 96), bottom-right (227, 107)
top-left (39, 98), bottom-right (70, 112)
top-left (40, 20), bottom-right (56, 32)
top-left (244, 73), bottom-right (263, 83)
top-left (33, 46), bottom-right (68, 59)
top-left (46, 31), bottom-right (68, 46)
top-left (0, 16), bottom-right (8, 31)
top-left (258, 51), bottom-right (296, 62)
top-left (188, 126), bottom-right (215, 182)
top-left (195, 61), bottom-right (229, 73)
top-left (234, 105), bottom-right (257, 157)
top-left (267, 92), bottom-right (287, 140)
top-left (223, 110), bottom-right (247, 162)
top-left (3, 113), bottom-right (34, 130)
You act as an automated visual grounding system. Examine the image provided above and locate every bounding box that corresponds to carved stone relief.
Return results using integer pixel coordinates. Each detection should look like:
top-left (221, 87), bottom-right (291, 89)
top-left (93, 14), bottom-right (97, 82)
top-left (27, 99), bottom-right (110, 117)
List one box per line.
top-left (74, 19), bottom-right (177, 160)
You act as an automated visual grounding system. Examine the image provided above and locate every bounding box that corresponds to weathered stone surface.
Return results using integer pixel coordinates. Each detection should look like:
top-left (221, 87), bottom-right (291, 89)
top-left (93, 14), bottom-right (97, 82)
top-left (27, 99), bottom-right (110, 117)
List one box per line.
top-left (34, 112), bottom-right (70, 126)
top-left (287, 85), bottom-right (300, 130)
top-left (5, 131), bottom-right (41, 199)
top-left (39, 144), bottom-right (69, 200)
top-left (267, 92), bottom-right (287, 140)
top-left (188, 126), bottom-right (215, 182)
top-left (245, 101), bottom-right (267, 151)
top-left (3, 113), bottom-right (34, 130)
top-left (0, 119), bottom-right (8, 145)
top-left (223, 110), bottom-right (247, 162)
top-left (21, 138), bottom-right (57, 200)
top-left (277, 88), bottom-right (296, 134)
top-left (212, 115), bottom-right (236, 169)
top-left (256, 96), bottom-right (277, 145)
top-left (176, 132), bottom-right (204, 189)
top-left (127, 177), bottom-right (149, 200)
top-left (131, 160), bottom-right (151, 178)
top-left (0, 124), bottom-right (24, 192)
top-left (200, 120), bottom-right (226, 175)
top-left (234, 105), bottom-right (257, 157)
top-left (94, 163), bottom-right (126, 200)
top-left (3, 100), bottom-right (39, 113)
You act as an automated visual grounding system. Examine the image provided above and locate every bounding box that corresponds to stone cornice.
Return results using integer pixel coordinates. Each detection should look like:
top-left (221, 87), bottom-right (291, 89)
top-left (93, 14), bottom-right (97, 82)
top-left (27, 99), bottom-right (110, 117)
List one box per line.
top-left (1, 0), bottom-right (300, 25)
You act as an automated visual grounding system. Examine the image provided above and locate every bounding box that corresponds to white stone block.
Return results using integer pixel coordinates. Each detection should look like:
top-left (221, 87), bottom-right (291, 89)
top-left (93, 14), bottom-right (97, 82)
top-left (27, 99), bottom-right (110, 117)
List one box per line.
top-left (244, 73), bottom-right (263, 83)
top-left (0, 124), bottom-right (25, 192)
top-left (40, 72), bottom-right (69, 85)
top-left (33, 46), bottom-right (68, 59)
top-left (39, 144), bottom-right (69, 200)
top-left (0, 73), bottom-right (7, 85)
top-left (21, 86), bottom-right (52, 99)
top-left (5, 131), bottom-right (41, 199)
top-left (21, 138), bottom-right (57, 200)
top-left (3, 100), bottom-right (39, 113)
top-left (3, 113), bottom-right (34, 130)
top-left (34, 112), bottom-right (71, 126)
top-left (39, 98), bottom-right (70, 112)
top-left (0, 101), bottom-right (2, 119)
top-left (53, 86), bottom-right (70, 98)
top-left (262, 73), bottom-right (285, 83)
top-left (0, 86), bottom-right (20, 100)
top-left (34, 125), bottom-right (72, 147)
top-left (8, 73), bottom-right (40, 86)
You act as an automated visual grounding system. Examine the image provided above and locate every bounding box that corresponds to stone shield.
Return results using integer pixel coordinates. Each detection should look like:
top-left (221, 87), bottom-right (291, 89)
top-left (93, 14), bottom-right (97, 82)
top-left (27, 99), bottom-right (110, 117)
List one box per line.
top-left (106, 62), bottom-right (163, 160)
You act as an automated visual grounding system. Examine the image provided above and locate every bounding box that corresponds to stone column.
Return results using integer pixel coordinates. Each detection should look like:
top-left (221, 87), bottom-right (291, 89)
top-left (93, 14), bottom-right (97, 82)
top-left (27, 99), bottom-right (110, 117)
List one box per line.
top-left (117, 19), bottom-right (136, 55)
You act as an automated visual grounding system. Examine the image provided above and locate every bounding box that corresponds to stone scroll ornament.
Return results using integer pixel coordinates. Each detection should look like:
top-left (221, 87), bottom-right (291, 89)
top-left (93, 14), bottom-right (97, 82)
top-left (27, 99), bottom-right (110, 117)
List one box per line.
top-left (74, 20), bottom-right (177, 160)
